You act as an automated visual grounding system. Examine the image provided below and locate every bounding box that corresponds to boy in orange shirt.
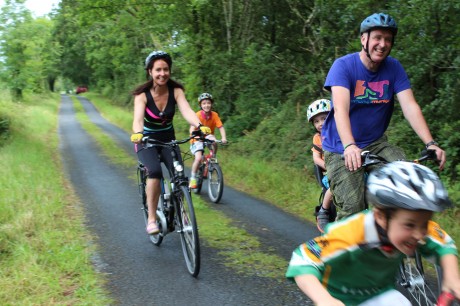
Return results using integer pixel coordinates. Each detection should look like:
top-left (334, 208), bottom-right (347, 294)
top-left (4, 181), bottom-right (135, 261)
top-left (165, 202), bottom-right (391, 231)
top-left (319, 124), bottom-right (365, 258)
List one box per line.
top-left (189, 93), bottom-right (227, 188)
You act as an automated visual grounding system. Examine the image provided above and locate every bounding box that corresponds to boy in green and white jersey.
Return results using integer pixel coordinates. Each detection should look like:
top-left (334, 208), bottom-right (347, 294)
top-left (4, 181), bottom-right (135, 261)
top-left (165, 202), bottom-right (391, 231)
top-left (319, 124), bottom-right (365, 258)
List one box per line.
top-left (286, 162), bottom-right (460, 306)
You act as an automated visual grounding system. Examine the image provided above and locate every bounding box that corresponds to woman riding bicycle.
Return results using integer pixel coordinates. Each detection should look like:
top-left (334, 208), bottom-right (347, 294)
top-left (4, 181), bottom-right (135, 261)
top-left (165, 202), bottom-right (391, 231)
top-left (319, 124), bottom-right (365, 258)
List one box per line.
top-left (130, 50), bottom-right (210, 235)
top-left (286, 162), bottom-right (460, 306)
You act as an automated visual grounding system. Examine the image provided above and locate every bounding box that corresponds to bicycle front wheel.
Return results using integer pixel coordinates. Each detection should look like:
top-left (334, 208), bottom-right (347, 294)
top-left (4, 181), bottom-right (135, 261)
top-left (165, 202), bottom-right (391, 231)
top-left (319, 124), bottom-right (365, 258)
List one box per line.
top-left (207, 163), bottom-right (224, 203)
top-left (397, 252), bottom-right (442, 306)
top-left (176, 185), bottom-right (200, 277)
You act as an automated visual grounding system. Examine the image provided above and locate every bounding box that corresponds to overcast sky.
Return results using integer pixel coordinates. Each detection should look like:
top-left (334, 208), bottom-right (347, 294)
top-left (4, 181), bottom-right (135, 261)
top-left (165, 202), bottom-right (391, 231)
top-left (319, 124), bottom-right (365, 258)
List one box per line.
top-left (0, 0), bottom-right (61, 17)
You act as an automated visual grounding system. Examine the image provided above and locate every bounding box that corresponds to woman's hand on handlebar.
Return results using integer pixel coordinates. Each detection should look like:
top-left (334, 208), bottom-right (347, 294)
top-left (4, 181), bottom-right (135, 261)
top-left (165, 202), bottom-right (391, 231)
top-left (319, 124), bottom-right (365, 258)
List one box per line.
top-left (130, 133), bottom-right (143, 144)
top-left (343, 144), bottom-right (362, 171)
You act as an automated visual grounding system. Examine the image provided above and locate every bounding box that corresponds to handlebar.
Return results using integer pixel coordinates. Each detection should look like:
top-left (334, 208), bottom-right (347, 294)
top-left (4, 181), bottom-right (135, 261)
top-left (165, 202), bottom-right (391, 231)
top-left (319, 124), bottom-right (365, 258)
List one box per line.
top-left (437, 291), bottom-right (459, 306)
top-left (141, 135), bottom-right (195, 146)
top-left (195, 136), bottom-right (228, 146)
top-left (359, 149), bottom-right (438, 168)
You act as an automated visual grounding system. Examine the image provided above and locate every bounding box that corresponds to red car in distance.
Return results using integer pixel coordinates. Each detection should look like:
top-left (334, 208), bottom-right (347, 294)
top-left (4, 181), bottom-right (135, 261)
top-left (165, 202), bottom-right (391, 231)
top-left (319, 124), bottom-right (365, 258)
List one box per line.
top-left (76, 86), bottom-right (88, 94)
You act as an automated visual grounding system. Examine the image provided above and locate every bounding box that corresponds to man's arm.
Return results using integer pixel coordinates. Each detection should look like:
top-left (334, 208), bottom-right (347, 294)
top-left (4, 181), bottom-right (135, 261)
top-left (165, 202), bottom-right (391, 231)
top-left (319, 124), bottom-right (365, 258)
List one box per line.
top-left (397, 89), bottom-right (446, 170)
top-left (331, 86), bottom-right (362, 171)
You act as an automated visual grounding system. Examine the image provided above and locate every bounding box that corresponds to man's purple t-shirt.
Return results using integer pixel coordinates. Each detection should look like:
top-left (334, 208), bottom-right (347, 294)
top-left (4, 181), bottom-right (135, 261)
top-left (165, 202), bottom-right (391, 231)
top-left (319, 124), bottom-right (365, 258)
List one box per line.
top-left (322, 52), bottom-right (411, 154)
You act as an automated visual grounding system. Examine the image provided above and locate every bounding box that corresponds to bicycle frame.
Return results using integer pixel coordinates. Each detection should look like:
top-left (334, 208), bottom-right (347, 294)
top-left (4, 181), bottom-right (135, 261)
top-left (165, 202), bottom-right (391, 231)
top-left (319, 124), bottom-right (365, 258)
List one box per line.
top-left (186, 138), bottom-right (225, 203)
top-left (136, 135), bottom-right (201, 277)
top-left (357, 149), bottom-right (444, 306)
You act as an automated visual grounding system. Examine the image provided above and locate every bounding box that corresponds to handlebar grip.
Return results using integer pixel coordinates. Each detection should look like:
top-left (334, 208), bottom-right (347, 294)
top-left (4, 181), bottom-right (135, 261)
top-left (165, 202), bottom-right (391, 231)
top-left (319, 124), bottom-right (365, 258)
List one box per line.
top-left (437, 292), bottom-right (456, 306)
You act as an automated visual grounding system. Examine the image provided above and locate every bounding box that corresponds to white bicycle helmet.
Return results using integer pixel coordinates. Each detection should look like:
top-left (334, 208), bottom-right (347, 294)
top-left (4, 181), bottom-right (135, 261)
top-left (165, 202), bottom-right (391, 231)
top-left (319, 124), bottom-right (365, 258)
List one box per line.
top-left (198, 92), bottom-right (213, 104)
top-left (307, 99), bottom-right (331, 122)
top-left (144, 50), bottom-right (172, 70)
top-left (366, 161), bottom-right (452, 212)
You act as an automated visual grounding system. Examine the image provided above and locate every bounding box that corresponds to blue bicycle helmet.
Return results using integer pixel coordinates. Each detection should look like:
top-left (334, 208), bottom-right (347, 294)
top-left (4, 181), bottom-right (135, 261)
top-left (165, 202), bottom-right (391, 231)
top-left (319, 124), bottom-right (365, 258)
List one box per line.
top-left (144, 50), bottom-right (172, 70)
top-left (360, 13), bottom-right (398, 36)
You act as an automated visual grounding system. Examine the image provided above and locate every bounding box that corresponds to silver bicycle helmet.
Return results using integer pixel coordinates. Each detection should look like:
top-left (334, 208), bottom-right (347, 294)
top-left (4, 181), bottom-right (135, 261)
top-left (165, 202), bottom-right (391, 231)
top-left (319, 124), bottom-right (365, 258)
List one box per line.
top-left (144, 50), bottom-right (172, 69)
top-left (366, 161), bottom-right (452, 212)
top-left (198, 92), bottom-right (213, 104)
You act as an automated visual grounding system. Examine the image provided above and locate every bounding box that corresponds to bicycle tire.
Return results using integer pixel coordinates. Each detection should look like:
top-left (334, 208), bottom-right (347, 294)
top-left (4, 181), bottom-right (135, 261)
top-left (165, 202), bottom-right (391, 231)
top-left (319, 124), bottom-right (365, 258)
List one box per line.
top-left (192, 164), bottom-right (204, 194)
top-left (207, 163), bottom-right (224, 203)
top-left (397, 252), bottom-right (442, 306)
top-left (176, 185), bottom-right (200, 277)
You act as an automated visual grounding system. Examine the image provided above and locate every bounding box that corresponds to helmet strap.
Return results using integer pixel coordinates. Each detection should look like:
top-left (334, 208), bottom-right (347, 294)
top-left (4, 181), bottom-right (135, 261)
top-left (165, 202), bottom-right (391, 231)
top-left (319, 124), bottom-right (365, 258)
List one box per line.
top-left (363, 30), bottom-right (376, 64)
top-left (375, 213), bottom-right (396, 252)
top-left (362, 30), bottom-right (394, 64)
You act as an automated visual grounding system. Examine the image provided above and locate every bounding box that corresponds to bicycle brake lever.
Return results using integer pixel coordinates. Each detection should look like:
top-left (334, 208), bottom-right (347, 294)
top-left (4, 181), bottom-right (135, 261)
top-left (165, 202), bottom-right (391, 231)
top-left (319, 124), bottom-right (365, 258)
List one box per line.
top-left (419, 149), bottom-right (440, 164)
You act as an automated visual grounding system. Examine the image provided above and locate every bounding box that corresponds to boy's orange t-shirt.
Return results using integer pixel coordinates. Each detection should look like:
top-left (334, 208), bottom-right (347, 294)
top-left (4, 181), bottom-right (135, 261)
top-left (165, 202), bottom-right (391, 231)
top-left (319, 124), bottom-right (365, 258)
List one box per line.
top-left (191, 110), bottom-right (223, 144)
top-left (311, 132), bottom-right (324, 160)
top-left (196, 110), bottom-right (223, 133)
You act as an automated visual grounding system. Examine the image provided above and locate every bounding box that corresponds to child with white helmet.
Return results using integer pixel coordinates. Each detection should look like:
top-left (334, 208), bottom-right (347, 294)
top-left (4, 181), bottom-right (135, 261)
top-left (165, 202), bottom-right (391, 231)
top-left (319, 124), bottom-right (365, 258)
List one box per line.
top-left (189, 92), bottom-right (227, 188)
top-left (287, 161), bottom-right (459, 305)
top-left (307, 98), bottom-right (333, 233)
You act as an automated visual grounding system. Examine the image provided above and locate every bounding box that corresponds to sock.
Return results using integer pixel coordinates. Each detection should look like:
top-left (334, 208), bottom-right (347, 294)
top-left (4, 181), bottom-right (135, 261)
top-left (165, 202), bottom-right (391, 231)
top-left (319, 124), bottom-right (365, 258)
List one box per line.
top-left (191, 172), bottom-right (196, 179)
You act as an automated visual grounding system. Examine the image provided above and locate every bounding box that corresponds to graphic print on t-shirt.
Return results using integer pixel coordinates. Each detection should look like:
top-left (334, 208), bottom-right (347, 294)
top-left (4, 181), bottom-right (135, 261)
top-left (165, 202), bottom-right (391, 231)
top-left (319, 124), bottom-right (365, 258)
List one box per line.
top-left (353, 80), bottom-right (391, 104)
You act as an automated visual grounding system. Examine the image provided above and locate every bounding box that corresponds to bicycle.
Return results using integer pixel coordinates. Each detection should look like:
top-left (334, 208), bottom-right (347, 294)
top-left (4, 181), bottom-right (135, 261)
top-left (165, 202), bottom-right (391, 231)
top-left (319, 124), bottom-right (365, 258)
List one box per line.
top-left (185, 138), bottom-right (225, 203)
top-left (137, 135), bottom-right (200, 277)
top-left (313, 164), bottom-right (337, 222)
top-left (358, 149), bottom-right (458, 306)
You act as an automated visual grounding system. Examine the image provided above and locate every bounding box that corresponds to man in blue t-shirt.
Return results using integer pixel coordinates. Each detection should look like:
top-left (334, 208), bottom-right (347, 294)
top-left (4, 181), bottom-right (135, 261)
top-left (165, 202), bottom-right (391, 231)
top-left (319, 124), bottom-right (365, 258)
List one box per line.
top-left (322, 13), bottom-right (446, 220)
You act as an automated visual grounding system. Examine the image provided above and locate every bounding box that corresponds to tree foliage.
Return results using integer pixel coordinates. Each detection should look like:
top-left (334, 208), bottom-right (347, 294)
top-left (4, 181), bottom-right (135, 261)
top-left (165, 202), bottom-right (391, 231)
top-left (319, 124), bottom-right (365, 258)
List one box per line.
top-left (0, 0), bottom-right (59, 97)
top-left (0, 0), bottom-right (459, 183)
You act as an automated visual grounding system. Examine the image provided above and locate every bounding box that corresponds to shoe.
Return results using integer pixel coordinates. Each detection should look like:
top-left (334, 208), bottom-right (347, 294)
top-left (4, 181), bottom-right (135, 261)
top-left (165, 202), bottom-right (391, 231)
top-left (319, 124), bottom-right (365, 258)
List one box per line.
top-left (146, 221), bottom-right (160, 235)
top-left (189, 178), bottom-right (197, 189)
top-left (316, 209), bottom-right (330, 234)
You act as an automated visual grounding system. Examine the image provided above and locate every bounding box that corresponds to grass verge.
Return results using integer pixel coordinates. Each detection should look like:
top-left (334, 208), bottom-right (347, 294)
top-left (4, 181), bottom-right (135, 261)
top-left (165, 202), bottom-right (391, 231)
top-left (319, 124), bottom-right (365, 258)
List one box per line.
top-left (0, 92), bottom-right (112, 305)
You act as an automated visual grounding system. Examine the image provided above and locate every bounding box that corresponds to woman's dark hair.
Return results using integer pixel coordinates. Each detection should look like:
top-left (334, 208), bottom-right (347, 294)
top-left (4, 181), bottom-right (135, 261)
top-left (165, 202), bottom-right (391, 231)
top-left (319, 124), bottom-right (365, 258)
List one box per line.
top-left (131, 55), bottom-right (184, 96)
top-left (132, 79), bottom-right (184, 96)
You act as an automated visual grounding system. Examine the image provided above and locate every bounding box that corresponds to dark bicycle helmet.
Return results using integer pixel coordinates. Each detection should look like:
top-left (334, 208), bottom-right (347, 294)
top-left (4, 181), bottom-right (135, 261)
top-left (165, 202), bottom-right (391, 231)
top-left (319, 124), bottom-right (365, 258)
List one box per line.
top-left (366, 161), bottom-right (452, 212)
top-left (198, 92), bottom-right (213, 104)
top-left (360, 13), bottom-right (398, 35)
top-left (144, 50), bottom-right (172, 69)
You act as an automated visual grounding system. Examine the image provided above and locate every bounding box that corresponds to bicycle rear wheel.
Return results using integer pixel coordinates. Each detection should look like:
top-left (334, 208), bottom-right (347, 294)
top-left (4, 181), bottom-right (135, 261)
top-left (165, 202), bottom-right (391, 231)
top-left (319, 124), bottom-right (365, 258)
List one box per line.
top-left (207, 163), bottom-right (224, 203)
top-left (176, 185), bottom-right (200, 277)
top-left (397, 252), bottom-right (442, 306)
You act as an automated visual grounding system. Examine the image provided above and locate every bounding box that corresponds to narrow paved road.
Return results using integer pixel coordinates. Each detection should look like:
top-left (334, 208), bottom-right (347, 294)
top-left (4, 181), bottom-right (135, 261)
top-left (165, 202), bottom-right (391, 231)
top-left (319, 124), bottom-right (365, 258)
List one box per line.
top-left (59, 94), bottom-right (318, 305)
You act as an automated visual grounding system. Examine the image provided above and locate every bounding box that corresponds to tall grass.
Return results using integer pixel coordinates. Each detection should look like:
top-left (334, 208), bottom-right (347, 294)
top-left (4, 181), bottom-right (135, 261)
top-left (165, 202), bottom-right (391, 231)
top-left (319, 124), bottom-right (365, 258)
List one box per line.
top-left (0, 92), bottom-right (112, 304)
